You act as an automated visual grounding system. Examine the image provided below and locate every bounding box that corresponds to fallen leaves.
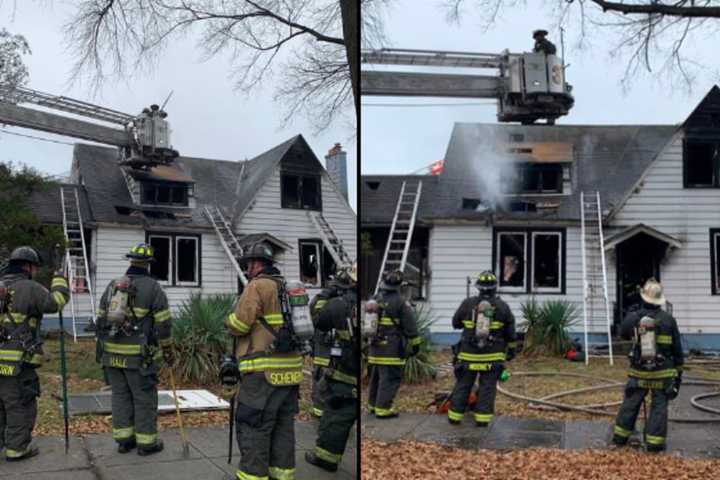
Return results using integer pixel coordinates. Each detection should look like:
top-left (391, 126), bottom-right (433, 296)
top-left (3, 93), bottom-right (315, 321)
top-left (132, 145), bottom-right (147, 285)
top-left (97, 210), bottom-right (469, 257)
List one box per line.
top-left (361, 440), bottom-right (720, 480)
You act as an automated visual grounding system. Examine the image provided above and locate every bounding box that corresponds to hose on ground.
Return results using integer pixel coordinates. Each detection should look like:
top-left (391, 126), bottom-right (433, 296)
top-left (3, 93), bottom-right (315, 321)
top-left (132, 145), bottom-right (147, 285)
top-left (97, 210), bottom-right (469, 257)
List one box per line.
top-left (496, 371), bottom-right (720, 423)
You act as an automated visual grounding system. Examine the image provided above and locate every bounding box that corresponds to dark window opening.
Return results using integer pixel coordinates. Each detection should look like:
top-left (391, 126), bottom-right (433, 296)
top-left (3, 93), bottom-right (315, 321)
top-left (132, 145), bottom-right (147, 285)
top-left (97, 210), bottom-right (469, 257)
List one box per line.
top-left (509, 201), bottom-right (537, 212)
top-left (141, 182), bottom-right (189, 206)
top-left (176, 237), bottom-right (198, 284)
top-left (281, 174), bottom-right (322, 210)
top-left (503, 163), bottom-right (562, 194)
top-left (322, 248), bottom-right (338, 286)
top-left (299, 242), bottom-right (321, 287)
top-left (366, 181), bottom-right (380, 190)
top-left (462, 198), bottom-right (483, 210)
top-left (685, 140), bottom-right (717, 187)
top-left (149, 236), bottom-right (170, 282)
top-left (533, 233), bottom-right (561, 290)
top-left (498, 233), bottom-right (526, 289)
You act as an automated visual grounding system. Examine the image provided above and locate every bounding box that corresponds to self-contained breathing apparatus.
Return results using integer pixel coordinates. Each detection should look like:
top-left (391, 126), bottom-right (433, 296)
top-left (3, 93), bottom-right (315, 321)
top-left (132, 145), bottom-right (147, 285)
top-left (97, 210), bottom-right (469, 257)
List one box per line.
top-left (0, 280), bottom-right (43, 375)
top-left (362, 299), bottom-right (379, 339)
top-left (631, 312), bottom-right (664, 370)
top-left (472, 300), bottom-right (495, 349)
top-left (261, 280), bottom-right (313, 355)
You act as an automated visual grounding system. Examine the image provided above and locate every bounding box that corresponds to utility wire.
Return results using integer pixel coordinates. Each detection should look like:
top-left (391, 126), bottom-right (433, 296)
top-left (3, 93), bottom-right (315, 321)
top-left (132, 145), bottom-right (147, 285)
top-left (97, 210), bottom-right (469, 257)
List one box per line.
top-left (362, 102), bottom-right (496, 108)
top-left (0, 127), bottom-right (76, 146)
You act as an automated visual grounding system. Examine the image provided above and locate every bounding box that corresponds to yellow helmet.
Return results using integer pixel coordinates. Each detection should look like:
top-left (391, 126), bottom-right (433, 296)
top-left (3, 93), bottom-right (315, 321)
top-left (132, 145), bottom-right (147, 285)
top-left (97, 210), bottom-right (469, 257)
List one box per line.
top-left (126, 243), bottom-right (155, 262)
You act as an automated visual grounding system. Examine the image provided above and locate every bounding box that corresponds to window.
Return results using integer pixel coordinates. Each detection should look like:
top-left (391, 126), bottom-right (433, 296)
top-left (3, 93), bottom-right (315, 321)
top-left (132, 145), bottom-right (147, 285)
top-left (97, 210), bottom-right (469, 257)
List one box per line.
top-left (141, 182), bottom-right (189, 206)
top-left (503, 163), bottom-right (562, 194)
top-left (710, 229), bottom-right (720, 294)
top-left (494, 228), bottom-right (565, 294)
top-left (298, 239), bottom-right (337, 288)
top-left (281, 173), bottom-right (322, 210)
top-left (147, 233), bottom-right (201, 286)
top-left (685, 139), bottom-right (719, 187)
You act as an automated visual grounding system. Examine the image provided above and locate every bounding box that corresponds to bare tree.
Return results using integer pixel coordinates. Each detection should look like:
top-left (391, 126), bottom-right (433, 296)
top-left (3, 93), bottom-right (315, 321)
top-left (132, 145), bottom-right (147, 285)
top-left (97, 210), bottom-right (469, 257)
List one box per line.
top-left (64, 0), bottom-right (357, 131)
top-left (0, 28), bottom-right (30, 94)
top-left (442, 0), bottom-right (720, 91)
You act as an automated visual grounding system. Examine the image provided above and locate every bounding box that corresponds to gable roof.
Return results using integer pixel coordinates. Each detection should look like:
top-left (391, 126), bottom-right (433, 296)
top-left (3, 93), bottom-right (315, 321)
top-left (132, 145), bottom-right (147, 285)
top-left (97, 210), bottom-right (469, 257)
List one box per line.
top-left (604, 223), bottom-right (682, 251)
top-left (31, 134), bottom-right (316, 229)
top-left (361, 123), bottom-right (676, 225)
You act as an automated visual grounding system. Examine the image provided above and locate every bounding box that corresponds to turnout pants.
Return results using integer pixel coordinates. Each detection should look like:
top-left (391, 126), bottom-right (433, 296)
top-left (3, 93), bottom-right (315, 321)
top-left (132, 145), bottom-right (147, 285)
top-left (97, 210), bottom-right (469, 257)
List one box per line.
top-left (448, 362), bottom-right (502, 425)
top-left (367, 364), bottom-right (402, 417)
top-left (0, 368), bottom-right (40, 458)
top-left (311, 364), bottom-right (327, 417)
top-left (613, 377), bottom-right (670, 451)
top-left (235, 372), bottom-right (299, 480)
top-left (106, 367), bottom-right (159, 447)
top-left (314, 379), bottom-right (357, 467)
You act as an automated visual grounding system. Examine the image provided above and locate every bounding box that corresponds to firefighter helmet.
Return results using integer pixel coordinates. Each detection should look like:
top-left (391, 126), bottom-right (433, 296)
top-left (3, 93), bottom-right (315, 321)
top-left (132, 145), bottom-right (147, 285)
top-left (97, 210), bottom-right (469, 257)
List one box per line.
top-left (126, 243), bottom-right (155, 262)
top-left (640, 278), bottom-right (665, 306)
top-left (334, 265), bottom-right (356, 287)
top-left (239, 242), bottom-right (275, 266)
top-left (382, 269), bottom-right (404, 287)
top-left (533, 29), bottom-right (549, 39)
top-left (9, 246), bottom-right (42, 265)
top-left (475, 270), bottom-right (498, 296)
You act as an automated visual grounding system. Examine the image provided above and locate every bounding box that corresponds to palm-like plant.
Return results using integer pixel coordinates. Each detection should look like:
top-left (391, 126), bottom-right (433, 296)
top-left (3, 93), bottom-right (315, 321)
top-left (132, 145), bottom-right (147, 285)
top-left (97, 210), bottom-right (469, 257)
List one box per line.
top-left (520, 299), bottom-right (579, 357)
top-left (403, 303), bottom-right (438, 384)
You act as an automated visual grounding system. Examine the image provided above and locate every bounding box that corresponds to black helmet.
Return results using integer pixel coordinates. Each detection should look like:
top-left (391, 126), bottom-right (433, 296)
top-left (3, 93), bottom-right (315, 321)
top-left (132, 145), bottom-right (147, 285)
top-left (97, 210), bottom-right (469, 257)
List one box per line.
top-left (9, 246), bottom-right (41, 266)
top-left (475, 270), bottom-right (498, 296)
top-left (239, 242), bottom-right (274, 266)
top-left (126, 243), bottom-right (155, 262)
top-left (382, 269), bottom-right (403, 288)
top-left (533, 29), bottom-right (548, 39)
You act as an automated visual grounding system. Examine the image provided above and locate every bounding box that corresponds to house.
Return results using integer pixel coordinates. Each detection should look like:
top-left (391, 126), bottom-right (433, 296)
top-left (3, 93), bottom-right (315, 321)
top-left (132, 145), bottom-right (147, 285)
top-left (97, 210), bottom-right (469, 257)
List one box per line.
top-left (31, 134), bottom-right (356, 331)
top-left (361, 86), bottom-right (720, 350)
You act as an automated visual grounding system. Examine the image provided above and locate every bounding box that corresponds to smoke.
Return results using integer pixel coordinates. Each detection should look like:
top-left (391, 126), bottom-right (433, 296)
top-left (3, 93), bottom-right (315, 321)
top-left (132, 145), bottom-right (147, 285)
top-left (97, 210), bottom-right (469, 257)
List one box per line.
top-left (456, 126), bottom-right (517, 212)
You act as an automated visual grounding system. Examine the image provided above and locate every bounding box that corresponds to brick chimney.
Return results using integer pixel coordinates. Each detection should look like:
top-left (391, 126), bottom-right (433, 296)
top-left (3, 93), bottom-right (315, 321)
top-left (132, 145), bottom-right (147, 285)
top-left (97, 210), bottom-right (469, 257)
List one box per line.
top-left (325, 143), bottom-right (348, 202)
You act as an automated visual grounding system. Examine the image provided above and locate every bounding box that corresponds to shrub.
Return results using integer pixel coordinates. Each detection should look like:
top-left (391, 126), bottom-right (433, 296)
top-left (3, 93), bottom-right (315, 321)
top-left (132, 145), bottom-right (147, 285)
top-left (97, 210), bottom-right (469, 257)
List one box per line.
top-left (520, 299), bottom-right (579, 357)
top-left (403, 303), bottom-right (438, 384)
top-left (169, 293), bottom-right (235, 384)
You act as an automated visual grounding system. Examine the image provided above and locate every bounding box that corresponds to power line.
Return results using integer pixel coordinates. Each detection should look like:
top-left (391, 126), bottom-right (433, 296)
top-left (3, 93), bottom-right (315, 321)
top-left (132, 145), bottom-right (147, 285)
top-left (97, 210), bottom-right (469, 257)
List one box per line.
top-left (0, 127), bottom-right (76, 146)
top-left (362, 102), bottom-right (496, 108)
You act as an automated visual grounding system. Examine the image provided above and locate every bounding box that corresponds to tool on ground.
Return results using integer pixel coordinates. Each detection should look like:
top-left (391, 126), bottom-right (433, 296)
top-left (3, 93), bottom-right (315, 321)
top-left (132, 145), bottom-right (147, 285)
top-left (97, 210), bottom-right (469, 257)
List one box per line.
top-left (56, 244), bottom-right (70, 454)
top-left (168, 368), bottom-right (190, 458)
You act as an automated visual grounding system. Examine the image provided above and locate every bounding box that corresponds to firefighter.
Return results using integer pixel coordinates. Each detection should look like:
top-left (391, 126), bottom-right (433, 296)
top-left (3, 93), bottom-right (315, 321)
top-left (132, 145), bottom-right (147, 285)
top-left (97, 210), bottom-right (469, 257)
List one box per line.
top-left (95, 243), bottom-right (172, 455)
top-left (305, 262), bottom-right (358, 472)
top-left (0, 246), bottom-right (69, 461)
top-left (366, 270), bottom-right (419, 419)
top-left (612, 278), bottom-right (683, 452)
top-left (225, 242), bottom-right (302, 480)
top-left (533, 29), bottom-right (557, 55)
top-left (308, 281), bottom-right (339, 418)
top-left (448, 271), bottom-right (516, 427)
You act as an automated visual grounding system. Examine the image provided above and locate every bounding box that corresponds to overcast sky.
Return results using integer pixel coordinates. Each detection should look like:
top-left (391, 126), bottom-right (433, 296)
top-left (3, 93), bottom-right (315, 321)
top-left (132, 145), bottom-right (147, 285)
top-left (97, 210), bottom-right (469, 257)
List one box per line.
top-left (0, 1), bottom-right (356, 210)
top-left (361, 0), bottom-right (719, 176)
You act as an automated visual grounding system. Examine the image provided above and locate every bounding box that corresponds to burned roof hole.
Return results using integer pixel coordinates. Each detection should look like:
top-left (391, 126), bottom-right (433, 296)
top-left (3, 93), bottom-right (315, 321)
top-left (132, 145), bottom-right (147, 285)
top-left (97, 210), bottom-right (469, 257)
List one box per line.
top-left (509, 201), bottom-right (537, 212)
top-left (366, 181), bottom-right (380, 190)
top-left (462, 198), bottom-right (482, 210)
top-left (508, 147), bottom-right (533, 154)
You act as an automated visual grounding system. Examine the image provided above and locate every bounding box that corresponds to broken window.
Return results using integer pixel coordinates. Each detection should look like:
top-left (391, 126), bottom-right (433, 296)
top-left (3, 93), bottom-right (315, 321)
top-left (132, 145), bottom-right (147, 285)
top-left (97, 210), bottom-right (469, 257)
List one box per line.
top-left (141, 182), bottom-right (189, 206)
top-left (532, 232), bottom-right (562, 292)
top-left (281, 173), bottom-right (322, 210)
top-left (462, 198), bottom-right (483, 210)
top-left (148, 233), bottom-right (201, 286)
top-left (505, 163), bottom-right (562, 194)
top-left (299, 241), bottom-right (321, 287)
top-left (685, 140), bottom-right (718, 187)
top-left (496, 232), bottom-right (526, 291)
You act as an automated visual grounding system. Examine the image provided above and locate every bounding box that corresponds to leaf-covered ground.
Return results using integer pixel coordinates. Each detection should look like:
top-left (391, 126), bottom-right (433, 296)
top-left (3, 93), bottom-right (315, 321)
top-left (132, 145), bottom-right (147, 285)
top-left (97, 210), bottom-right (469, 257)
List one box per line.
top-left (362, 440), bottom-right (720, 480)
top-left (35, 338), bottom-right (315, 437)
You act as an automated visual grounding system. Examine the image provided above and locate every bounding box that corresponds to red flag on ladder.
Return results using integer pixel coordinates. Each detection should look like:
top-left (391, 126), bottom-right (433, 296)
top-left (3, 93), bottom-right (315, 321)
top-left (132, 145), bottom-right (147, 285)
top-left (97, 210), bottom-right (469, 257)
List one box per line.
top-left (430, 160), bottom-right (444, 175)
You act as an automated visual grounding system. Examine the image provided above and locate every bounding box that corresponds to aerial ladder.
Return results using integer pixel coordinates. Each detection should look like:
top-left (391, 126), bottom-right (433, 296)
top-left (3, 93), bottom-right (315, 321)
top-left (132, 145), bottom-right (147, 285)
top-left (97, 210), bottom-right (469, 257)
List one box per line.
top-left (361, 48), bottom-right (574, 124)
top-left (0, 83), bottom-right (183, 336)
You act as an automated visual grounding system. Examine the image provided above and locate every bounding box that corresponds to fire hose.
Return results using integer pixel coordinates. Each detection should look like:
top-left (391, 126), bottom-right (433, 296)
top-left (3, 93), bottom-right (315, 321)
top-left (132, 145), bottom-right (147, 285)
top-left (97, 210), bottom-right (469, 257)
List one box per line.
top-left (496, 371), bottom-right (720, 423)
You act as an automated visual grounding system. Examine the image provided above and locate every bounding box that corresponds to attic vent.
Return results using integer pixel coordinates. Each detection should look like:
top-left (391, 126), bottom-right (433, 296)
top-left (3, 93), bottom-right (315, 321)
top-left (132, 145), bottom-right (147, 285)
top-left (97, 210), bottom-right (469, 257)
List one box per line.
top-left (509, 201), bottom-right (537, 213)
top-left (508, 147), bottom-right (533, 154)
top-left (366, 181), bottom-right (380, 190)
top-left (509, 133), bottom-right (524, 142)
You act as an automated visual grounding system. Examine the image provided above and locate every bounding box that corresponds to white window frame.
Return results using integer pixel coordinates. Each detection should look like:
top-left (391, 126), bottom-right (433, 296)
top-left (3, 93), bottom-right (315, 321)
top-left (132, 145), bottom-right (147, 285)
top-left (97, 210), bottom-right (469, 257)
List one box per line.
top-left (148, 234), bottom-right (172, 287)
top-left (713, 231), bottom-right (720, 294)
top-left (531, 231), bottom-right (563, 293)
top-left (175, 236), bottom-right (200, 286)
top-left (299, 241), bottom-right (322, 288)
top-left (496, 231), bottom-right (527, 293)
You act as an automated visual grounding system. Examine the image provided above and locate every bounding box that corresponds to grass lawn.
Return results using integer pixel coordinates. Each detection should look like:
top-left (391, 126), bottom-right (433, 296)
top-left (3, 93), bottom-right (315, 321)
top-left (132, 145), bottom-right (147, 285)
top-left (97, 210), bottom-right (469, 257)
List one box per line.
top-left (34, 338), bottom-right (316, 437)
top-left (362, 349), bottom-right (720, 421)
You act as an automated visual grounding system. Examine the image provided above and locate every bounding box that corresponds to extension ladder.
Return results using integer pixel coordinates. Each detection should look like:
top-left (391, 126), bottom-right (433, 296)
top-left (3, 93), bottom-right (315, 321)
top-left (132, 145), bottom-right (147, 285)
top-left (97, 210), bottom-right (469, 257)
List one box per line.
top-left (374, 179), bottom-right (422, 295)
top-left (60, 186), bottom-right (97, 341)
top-left (580, 191), bottom-right (614, 365)
top-left (307, 211), bottom-right (352, 269)
top-left (204, 206), bottom-right (248, 286)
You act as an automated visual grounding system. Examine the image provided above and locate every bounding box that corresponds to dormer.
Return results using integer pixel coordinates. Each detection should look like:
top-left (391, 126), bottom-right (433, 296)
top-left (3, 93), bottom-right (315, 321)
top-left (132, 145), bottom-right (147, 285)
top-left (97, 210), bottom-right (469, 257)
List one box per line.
top-left (496, 137), bottom-right (573, 195)
top-left (122, 164), bottom-right (196, 208)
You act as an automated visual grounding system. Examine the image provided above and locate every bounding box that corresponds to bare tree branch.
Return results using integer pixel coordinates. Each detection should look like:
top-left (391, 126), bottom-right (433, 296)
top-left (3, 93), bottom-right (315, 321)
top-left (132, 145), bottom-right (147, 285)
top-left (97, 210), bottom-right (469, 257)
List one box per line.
top-left (587, 0), bottom-right (720, 18)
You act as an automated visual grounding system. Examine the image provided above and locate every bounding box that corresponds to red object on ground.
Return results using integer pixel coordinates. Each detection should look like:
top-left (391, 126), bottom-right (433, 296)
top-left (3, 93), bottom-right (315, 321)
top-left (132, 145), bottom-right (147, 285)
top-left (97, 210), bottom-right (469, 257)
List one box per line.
top-left (436, 392), bottom-right (477, 414)
top-left (566, 348), bottom-right (578, 361)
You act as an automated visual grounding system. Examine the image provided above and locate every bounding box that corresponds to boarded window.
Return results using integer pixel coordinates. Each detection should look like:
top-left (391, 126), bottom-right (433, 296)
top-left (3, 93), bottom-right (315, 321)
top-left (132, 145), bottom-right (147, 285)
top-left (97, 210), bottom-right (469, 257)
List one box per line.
top-left (497, 232), bottom-right (526, 291)
top-left (149, 235), bottom-right (171, 283)
top-left (281, 174), bottom-right (322, 210)
top-left (176, 237), bottom-right (198, 285)
top-left (532, 232), bottom-right (562, 292)
top-left (685, 140), bottom-right (717, 187)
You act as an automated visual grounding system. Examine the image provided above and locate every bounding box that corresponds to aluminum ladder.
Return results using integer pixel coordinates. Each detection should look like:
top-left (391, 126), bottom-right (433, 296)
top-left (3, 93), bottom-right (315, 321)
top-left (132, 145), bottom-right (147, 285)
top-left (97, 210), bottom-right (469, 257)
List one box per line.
top-left (60, 186), bottom-right (97, 341)
top-left (204, 206), bottom-right (248, 286)
top-left (580, 191), bottom-right (614, 365)
top-left (374, 179), bottom-right (422, 295)
top-left (308, 212), bottom-right (352, 269)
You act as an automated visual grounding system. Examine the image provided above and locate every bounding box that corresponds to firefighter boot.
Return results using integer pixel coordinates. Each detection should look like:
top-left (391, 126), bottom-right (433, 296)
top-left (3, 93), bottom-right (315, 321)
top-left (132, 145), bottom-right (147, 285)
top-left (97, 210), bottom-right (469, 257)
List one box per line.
top-left (117, 439), bottom-right (137, 454)
top-left (305, 451), bottom-right (339, 473)
top-left (5, 445), bottom-right (39, 462)
top-left (137, 439), bottom-right (164, 456)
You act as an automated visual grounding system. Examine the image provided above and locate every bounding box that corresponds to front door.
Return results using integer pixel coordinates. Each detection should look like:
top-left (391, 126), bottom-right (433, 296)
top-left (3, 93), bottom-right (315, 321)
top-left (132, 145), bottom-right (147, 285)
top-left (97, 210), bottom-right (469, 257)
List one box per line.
top-left (615, 232), bottom-right (666, 322)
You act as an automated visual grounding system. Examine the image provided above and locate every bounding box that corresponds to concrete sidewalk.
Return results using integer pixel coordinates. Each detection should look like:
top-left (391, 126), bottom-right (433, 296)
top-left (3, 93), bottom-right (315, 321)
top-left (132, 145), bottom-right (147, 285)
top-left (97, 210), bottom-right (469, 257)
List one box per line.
top-left (0, 422), bottom-right (356, 480)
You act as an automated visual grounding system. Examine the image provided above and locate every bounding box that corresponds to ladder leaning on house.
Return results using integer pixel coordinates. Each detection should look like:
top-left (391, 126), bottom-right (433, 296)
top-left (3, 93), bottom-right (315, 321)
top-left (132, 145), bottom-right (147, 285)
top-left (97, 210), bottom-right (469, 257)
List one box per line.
top-left (307, 211), bottom-right (352, 269)
top-left (580, 191), bottom-right (614, 365)
top-left (60, 186), bottom-right (97, 342)
top-left (204, 206), bottom-right (248, 287)
top-left (374, 179), bottom-right (423, 295)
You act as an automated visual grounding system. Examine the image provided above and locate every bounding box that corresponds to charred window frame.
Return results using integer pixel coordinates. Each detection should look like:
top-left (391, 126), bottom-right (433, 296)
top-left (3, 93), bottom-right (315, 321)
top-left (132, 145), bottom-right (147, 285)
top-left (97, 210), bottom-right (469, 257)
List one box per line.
top-left (710, 229), bottom-right (720, 295)
top-left (504, 163), bottom-right (563, 194)
top-left (146, 232), bottom-right (202, 287)
top-left (141, 182), bottom-right (190, 206)
top-left (684, 139), bottom-right (720, 188)
top-left (492, 228), bottom-right (566, 294)
top-left (281, 173), bottom-right (322, 210)
top-left (298, 239), bottom-right (336, 288)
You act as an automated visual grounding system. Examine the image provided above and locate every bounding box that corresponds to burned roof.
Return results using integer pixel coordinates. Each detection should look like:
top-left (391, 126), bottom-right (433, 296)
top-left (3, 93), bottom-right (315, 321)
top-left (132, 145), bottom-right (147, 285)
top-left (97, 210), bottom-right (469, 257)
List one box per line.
top-left (361, 123), bottom-right (677, 224)
top-left (31, 134), bottom-right (316, 229)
